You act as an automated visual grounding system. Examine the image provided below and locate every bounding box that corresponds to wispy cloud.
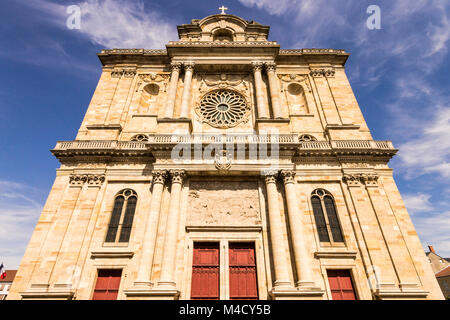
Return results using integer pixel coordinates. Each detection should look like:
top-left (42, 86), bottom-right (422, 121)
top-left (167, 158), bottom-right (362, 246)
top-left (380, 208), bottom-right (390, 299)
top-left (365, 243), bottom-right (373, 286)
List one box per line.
top-left (398, 107), bottom-right (450, 179)
top-left (403, 193), bottom-right (433, 215)
top-left (0, 180), bottom-right (43, 269)
top-left (19, 0), bottom-right (178, 48)
top-left (412, 211), bottom-right (450, 257)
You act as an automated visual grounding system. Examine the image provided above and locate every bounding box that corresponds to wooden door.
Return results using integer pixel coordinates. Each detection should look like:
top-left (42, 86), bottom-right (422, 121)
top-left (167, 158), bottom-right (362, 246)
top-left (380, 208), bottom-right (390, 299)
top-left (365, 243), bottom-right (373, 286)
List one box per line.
top-left (229, 243), bottom-right (258, 300)
top-left (191, 242), bottom-right (220, 300)
top-left (92, 269), bottom-right (122, 300)
top-left (327, 269), bottom-right (357, 300)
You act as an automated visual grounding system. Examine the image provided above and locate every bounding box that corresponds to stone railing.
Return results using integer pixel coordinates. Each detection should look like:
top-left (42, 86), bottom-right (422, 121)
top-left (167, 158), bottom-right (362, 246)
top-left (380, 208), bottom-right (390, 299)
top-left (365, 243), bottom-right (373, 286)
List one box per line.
top-left (279, 48), bottom-right (347, 55)
top-left (147, 134), bottom-right (299, 145)
top-left (53, 140), bottom-right (147, 151)
top-left (299, 140), bottom-right (395, 151)
top-left (53, 137), bottom-right (396, 156)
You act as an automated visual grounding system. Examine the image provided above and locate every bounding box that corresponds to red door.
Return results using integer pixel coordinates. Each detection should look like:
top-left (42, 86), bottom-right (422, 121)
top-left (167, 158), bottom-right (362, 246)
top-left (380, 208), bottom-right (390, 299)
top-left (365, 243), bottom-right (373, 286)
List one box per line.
top-left (229, 243), bottom-right (258, 300)
top-left (327, 269), bottom-right (357, 300)
top-left (92, 269), bottom-right (122, 300)
top-left (191, 242), bottom-right (220, 300)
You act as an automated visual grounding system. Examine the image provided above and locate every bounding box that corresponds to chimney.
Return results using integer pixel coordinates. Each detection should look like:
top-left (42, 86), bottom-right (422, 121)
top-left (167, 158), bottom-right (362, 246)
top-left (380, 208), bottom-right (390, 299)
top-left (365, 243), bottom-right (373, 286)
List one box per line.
top-left (428, 245), bottom-right (435, 253)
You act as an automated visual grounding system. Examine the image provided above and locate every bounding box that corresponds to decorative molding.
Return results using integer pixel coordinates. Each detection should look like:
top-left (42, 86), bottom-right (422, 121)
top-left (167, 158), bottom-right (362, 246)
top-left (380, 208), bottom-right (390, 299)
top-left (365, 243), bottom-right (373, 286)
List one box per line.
top-left (298, 134), bottom-right (317, 142)
top-left (314, 251), bottom-right (358, 259)
top-left (187, 181), bottom-right (261, 227)
top-left (214, 150), bottom-right (232, 171)
top-left (20, 291), bottom-right (75, 300)
top-left (186, 226), bottom-right (262, 232)
top-left (130, 134), bottom-right (149, 142)
top-left (90, 251), bottom-right (134, 259)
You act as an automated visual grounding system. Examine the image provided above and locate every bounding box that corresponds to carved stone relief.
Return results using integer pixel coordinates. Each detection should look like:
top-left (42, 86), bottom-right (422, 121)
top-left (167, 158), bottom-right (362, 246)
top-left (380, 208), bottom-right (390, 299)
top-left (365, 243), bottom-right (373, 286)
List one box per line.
top-left (187, 181), bottom-right (261, 226)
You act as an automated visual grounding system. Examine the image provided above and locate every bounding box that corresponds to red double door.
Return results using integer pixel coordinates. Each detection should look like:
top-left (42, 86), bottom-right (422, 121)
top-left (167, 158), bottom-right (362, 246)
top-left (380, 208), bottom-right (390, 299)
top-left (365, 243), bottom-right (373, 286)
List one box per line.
top-left (92, 269), bottom-right (122, 300)
top-left (327, 269), bottom-right (357, 300)
top-left (190, 242), bottom-right (258, 300)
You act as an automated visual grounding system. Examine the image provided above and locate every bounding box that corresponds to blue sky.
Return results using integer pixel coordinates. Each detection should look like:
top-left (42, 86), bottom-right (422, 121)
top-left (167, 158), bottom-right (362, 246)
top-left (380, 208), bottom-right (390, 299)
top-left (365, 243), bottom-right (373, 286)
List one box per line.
top-left (0, 0), bottom-right (449, 268)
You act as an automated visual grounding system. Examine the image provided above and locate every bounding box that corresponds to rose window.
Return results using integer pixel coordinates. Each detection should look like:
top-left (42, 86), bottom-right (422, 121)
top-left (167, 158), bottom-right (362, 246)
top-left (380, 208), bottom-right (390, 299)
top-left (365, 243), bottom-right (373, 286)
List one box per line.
top-left (198, 90), bottom-right (248, 128)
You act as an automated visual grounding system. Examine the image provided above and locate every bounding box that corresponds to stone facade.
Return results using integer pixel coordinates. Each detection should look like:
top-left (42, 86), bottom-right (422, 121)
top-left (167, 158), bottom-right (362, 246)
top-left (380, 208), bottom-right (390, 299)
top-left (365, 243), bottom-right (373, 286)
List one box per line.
top-left (7, 13), bottom-right (444, 300)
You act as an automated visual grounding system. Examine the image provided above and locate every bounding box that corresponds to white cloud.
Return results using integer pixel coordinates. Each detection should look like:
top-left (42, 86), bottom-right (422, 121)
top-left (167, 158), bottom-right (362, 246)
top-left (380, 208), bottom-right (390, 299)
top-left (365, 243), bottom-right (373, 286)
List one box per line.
top-left (412, 211), bottom-right (450, 257)
top-left (19, 0), bottom-right (178, 48)
top-left (0, 181), bottom-right (43, 269)
top-left (398, 107), bottom-right (450, 179)
top-left (403, 193), bottom-right (433, 215)
top-left (76, 0), bottom-right (177, 48)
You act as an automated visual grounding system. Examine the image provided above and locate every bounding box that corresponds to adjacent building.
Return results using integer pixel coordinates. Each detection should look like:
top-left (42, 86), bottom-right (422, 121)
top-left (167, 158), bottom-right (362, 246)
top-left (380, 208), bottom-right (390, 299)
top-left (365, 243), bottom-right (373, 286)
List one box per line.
top-left (426, 245), bottom-right (450, 299)
top-left (7, 12), bottom-right (444, 300)
top-left (0, 270), bottom-right (17, 300)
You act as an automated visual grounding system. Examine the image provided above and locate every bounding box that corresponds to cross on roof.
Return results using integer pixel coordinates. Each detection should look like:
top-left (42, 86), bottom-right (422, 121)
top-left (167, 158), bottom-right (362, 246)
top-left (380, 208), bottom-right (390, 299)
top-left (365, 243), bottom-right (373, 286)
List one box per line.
top-left (219, 6), bottom-right (228, 14)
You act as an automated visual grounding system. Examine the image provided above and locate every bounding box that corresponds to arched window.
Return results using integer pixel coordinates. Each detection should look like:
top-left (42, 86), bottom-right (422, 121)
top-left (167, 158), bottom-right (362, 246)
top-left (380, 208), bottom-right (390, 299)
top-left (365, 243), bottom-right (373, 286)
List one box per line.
top-left (105, 189), bottom-right (137, 243)
top-left (213, 28), bottom-right (233, 42)
top-left (311, 189), bottom-right (344, 244)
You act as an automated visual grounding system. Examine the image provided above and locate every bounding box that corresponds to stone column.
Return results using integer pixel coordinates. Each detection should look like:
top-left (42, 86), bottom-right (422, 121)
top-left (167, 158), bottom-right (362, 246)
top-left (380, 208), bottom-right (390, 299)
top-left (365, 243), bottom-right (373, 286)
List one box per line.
top-left (264, 171), bottom-right (291, 289)
top-left (164, 62), bottom-right (182, 118)
top-left (252, 62), bottom-right (269, 119)
top-left (280, 170), bottom-right (315, 288)
top-left (135, 170), bottom-right (168, 287)
top-left (179, 62), bottom-right (194, 118)
top-left (158, 169), bottom-right (186, 289)
top-left (265, 62), bottom-right (283, 119)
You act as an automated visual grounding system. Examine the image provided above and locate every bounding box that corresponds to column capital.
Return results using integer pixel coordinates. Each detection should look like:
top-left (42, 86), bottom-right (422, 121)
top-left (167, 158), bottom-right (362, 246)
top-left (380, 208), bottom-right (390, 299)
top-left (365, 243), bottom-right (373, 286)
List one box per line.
top-left (152, 170), bottom-right (168, 185)
top-left (86, 174), bottom-right (106, 186)
top-left (251, 62), bottom-right (264, 72)
top-left (69, 173), bottom-right (105, 186)
top-left (263, 170), bottom-right (279, 184)
top-left (170, 62), bottom-right (183, 71)
top-left (342, 173), bottom-right (379, 187)
top-left (342, 174), bottom-right (362, 187)
top-left (280, 170), bottom-right (296, 184)
top-left (169, 169), bottom-right (186, 184)
top-left (69, 174), bottom-right (87, 186)
top-left (183, 62), bottom-right (195, 71)
top-left (360, 173), bottom-right (379, 186)
top-left (265, 62), bottom-right (277, 72)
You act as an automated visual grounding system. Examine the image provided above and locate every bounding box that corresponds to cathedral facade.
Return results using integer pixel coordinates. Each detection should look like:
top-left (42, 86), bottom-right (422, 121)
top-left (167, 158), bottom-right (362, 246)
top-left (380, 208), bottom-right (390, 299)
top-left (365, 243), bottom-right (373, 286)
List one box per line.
top-left (8, 13), bottom-right (444, 300)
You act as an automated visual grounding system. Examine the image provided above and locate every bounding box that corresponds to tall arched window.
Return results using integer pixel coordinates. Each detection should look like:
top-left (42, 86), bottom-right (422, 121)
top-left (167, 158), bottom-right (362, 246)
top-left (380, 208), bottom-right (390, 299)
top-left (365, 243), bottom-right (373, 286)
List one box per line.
top-left (105, 189), bottom-right (138, 243)
top-left (311, 189), bottom-right (344, 244)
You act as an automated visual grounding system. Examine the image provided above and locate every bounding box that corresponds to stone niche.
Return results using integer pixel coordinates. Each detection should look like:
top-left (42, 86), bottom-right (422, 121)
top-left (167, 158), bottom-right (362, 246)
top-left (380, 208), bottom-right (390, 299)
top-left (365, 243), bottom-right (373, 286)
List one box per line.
top-left (187, 180), bottom-right (261, 226)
